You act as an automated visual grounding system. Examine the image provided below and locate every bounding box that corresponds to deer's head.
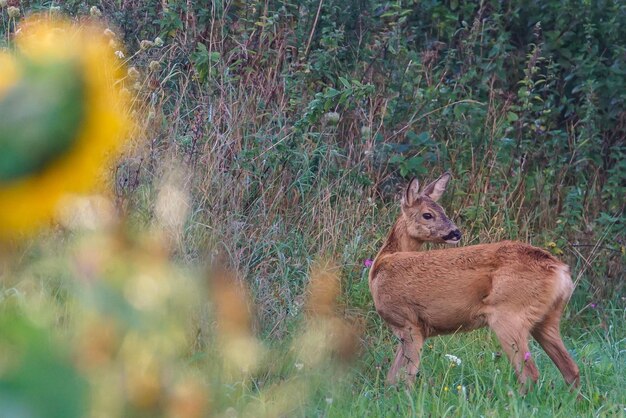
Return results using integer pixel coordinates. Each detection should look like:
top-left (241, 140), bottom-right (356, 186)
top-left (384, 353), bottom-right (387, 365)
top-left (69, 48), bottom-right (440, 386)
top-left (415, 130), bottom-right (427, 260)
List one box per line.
top-left (401, 173), bottom-right (461, 244)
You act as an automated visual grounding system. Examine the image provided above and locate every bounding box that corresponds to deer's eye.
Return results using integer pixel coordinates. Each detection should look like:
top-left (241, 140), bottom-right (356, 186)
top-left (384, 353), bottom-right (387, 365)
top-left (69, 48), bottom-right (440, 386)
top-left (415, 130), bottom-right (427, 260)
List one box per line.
top-left (422, 213), bottom-right (433, 220)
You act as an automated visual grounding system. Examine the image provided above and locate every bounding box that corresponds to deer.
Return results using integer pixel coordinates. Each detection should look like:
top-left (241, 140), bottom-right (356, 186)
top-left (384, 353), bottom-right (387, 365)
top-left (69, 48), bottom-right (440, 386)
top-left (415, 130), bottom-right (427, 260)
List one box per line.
top-left (369, 173), bottom-right (580, 390)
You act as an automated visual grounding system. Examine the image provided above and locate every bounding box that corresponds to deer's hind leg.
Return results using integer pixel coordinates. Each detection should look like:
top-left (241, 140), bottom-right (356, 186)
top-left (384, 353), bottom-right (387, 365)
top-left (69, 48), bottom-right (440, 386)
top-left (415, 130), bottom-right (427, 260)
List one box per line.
top-left (531, 299), bottom-right (580, 387)
top-left (386, 325), bottom-right (425, 385)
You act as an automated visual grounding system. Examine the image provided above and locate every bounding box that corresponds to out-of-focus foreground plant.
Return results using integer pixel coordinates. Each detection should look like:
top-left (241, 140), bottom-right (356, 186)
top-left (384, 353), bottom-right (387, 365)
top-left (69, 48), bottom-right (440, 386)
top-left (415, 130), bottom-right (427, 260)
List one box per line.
top-left (0, 16), bottom-right (129, 239)
top-left (0, 14), bottom-right (357, 418)
top-left (1, 209), bottom-right (356, 417)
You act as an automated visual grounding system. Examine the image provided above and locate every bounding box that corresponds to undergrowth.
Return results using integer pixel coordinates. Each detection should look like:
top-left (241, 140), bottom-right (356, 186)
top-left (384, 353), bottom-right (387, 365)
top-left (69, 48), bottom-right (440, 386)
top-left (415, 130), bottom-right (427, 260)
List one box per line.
top-left (1, 0), bottom-right (624, 417)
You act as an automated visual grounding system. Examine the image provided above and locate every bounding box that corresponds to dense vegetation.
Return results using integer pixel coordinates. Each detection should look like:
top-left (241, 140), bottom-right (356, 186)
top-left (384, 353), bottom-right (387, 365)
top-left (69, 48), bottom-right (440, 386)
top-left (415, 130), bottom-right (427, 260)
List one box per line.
top-left (111, 0), bottom-right (625, 296)
top-left (1, 1), bottom-right (624, 416)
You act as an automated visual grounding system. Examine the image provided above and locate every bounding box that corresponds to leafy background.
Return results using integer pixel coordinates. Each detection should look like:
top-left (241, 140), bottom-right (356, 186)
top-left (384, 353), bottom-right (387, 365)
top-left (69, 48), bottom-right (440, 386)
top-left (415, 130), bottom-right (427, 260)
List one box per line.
top-left (1, 0), bottom-right (625, 417)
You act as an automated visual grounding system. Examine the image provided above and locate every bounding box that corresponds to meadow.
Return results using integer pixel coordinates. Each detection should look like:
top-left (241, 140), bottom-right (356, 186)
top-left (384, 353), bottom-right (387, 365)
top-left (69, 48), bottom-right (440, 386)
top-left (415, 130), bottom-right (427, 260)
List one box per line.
top-left (0, 1), bottom-right (625, 417)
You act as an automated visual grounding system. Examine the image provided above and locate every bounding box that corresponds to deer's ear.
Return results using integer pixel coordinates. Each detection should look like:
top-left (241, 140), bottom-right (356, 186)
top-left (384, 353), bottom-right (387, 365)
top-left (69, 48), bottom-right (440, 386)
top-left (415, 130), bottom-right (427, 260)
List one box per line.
top-left (402, 177), bottom-right (420, 207)
top-left (421, 172), bottom-right (451, 202)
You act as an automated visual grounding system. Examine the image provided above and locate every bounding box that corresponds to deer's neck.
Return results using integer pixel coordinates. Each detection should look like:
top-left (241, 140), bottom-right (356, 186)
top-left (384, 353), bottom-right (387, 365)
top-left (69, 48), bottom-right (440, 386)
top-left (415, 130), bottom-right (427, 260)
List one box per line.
top-left (377, 217), bottom-right (424, 257)
top-left (369, 218), bottom-right (423, 285)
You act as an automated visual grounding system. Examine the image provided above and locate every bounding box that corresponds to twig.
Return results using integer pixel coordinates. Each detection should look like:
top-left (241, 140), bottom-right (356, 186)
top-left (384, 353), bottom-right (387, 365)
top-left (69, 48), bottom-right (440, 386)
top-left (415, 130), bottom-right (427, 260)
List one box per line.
top-left (572, 209), bottom-right (623, 287)
top-left (304, 0), bottom-right (324, 59)
top-left (569, 243), bottom-right (622, 254)
top-left (390, 99), bottom-right (484, 140)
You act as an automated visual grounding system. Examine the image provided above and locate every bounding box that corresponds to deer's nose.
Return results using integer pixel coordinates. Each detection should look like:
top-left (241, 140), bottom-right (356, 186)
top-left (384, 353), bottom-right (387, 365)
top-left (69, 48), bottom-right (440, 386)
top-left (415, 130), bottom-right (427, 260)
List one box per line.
top-left (443, 229), bottom-right (462, 241)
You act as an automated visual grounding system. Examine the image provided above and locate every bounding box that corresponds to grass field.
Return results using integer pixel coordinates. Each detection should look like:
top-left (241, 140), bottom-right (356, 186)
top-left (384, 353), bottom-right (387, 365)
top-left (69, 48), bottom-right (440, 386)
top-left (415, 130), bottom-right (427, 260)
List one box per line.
top-left (2, 191), bottom-right (623, 417)
top-left (1, 1), bottom-right (625, 417)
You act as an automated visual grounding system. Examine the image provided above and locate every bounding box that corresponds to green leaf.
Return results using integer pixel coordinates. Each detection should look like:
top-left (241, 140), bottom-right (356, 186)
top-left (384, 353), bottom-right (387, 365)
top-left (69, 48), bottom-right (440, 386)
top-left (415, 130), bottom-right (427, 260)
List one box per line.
top-left (325, 88), bottom-right (341, 98)
top-left (209, 51), bottom-right (221, 62)
top-left (338, 76), bottom-right (351, 89)
top-left (506, 112), bottom-right (519, 122)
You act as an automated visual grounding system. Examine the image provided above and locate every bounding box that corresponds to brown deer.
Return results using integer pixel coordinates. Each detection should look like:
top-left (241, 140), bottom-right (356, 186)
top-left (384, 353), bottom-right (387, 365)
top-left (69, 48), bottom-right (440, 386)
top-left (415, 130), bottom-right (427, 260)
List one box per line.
top-left (369, 173), bottom-right (580, 390)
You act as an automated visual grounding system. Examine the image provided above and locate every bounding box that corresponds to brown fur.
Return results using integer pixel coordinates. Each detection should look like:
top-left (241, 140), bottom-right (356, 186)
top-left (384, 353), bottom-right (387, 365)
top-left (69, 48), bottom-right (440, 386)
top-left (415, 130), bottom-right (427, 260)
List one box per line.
top-left (369, 174), bottom-right (580, 390)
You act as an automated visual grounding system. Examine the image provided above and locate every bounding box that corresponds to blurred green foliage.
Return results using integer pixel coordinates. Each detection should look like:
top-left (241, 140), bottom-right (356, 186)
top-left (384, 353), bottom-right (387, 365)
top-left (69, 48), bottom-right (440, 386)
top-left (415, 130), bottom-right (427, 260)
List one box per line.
top-left (0, 304), bottom-right (86, 418)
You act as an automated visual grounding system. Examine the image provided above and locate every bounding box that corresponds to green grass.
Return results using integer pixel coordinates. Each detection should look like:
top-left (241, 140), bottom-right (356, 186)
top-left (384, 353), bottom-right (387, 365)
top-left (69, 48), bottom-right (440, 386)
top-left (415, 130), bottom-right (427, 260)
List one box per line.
top-left (327, 310), bottom-right (625, 417)
top-left (2, 230), bottom-right (624, 417)
top-left (1, 1), bottom-right (625, 416)
top-left (230, 299), bottom-right (624, 418)
top-left (197, 296), bottom-right (625, 417)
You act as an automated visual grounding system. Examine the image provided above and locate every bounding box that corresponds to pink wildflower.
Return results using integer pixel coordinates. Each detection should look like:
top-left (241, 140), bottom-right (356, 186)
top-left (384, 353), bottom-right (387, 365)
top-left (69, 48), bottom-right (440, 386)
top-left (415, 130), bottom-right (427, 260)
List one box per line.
top-left (364, 259), bottom-right (373, 268)
top-left (524, 352), bottom-right (531, 362)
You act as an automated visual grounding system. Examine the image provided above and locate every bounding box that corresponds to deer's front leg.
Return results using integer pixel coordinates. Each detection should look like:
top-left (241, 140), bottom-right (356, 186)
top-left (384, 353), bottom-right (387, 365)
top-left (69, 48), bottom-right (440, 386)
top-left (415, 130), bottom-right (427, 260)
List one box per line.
top-left (387, 325), bottom-right (425, 385)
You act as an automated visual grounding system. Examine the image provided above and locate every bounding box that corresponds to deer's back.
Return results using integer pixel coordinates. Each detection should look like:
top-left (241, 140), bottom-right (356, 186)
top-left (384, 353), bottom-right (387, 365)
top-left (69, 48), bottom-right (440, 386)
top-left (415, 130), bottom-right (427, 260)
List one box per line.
top-left (369, 241), bottom-right (568, 336)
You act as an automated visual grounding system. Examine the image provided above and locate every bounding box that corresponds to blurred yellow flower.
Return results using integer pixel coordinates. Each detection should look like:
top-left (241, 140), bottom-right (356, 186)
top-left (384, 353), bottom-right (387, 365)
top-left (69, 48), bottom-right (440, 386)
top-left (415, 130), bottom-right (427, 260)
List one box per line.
top-left (0, 16), bottom-right (130, 240)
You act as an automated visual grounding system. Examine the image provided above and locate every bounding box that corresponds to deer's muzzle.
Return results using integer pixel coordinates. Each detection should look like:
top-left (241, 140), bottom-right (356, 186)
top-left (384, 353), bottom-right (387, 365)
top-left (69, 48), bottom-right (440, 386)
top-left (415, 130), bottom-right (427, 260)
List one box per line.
top-left (442, 229), bottom-right (462, 243)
